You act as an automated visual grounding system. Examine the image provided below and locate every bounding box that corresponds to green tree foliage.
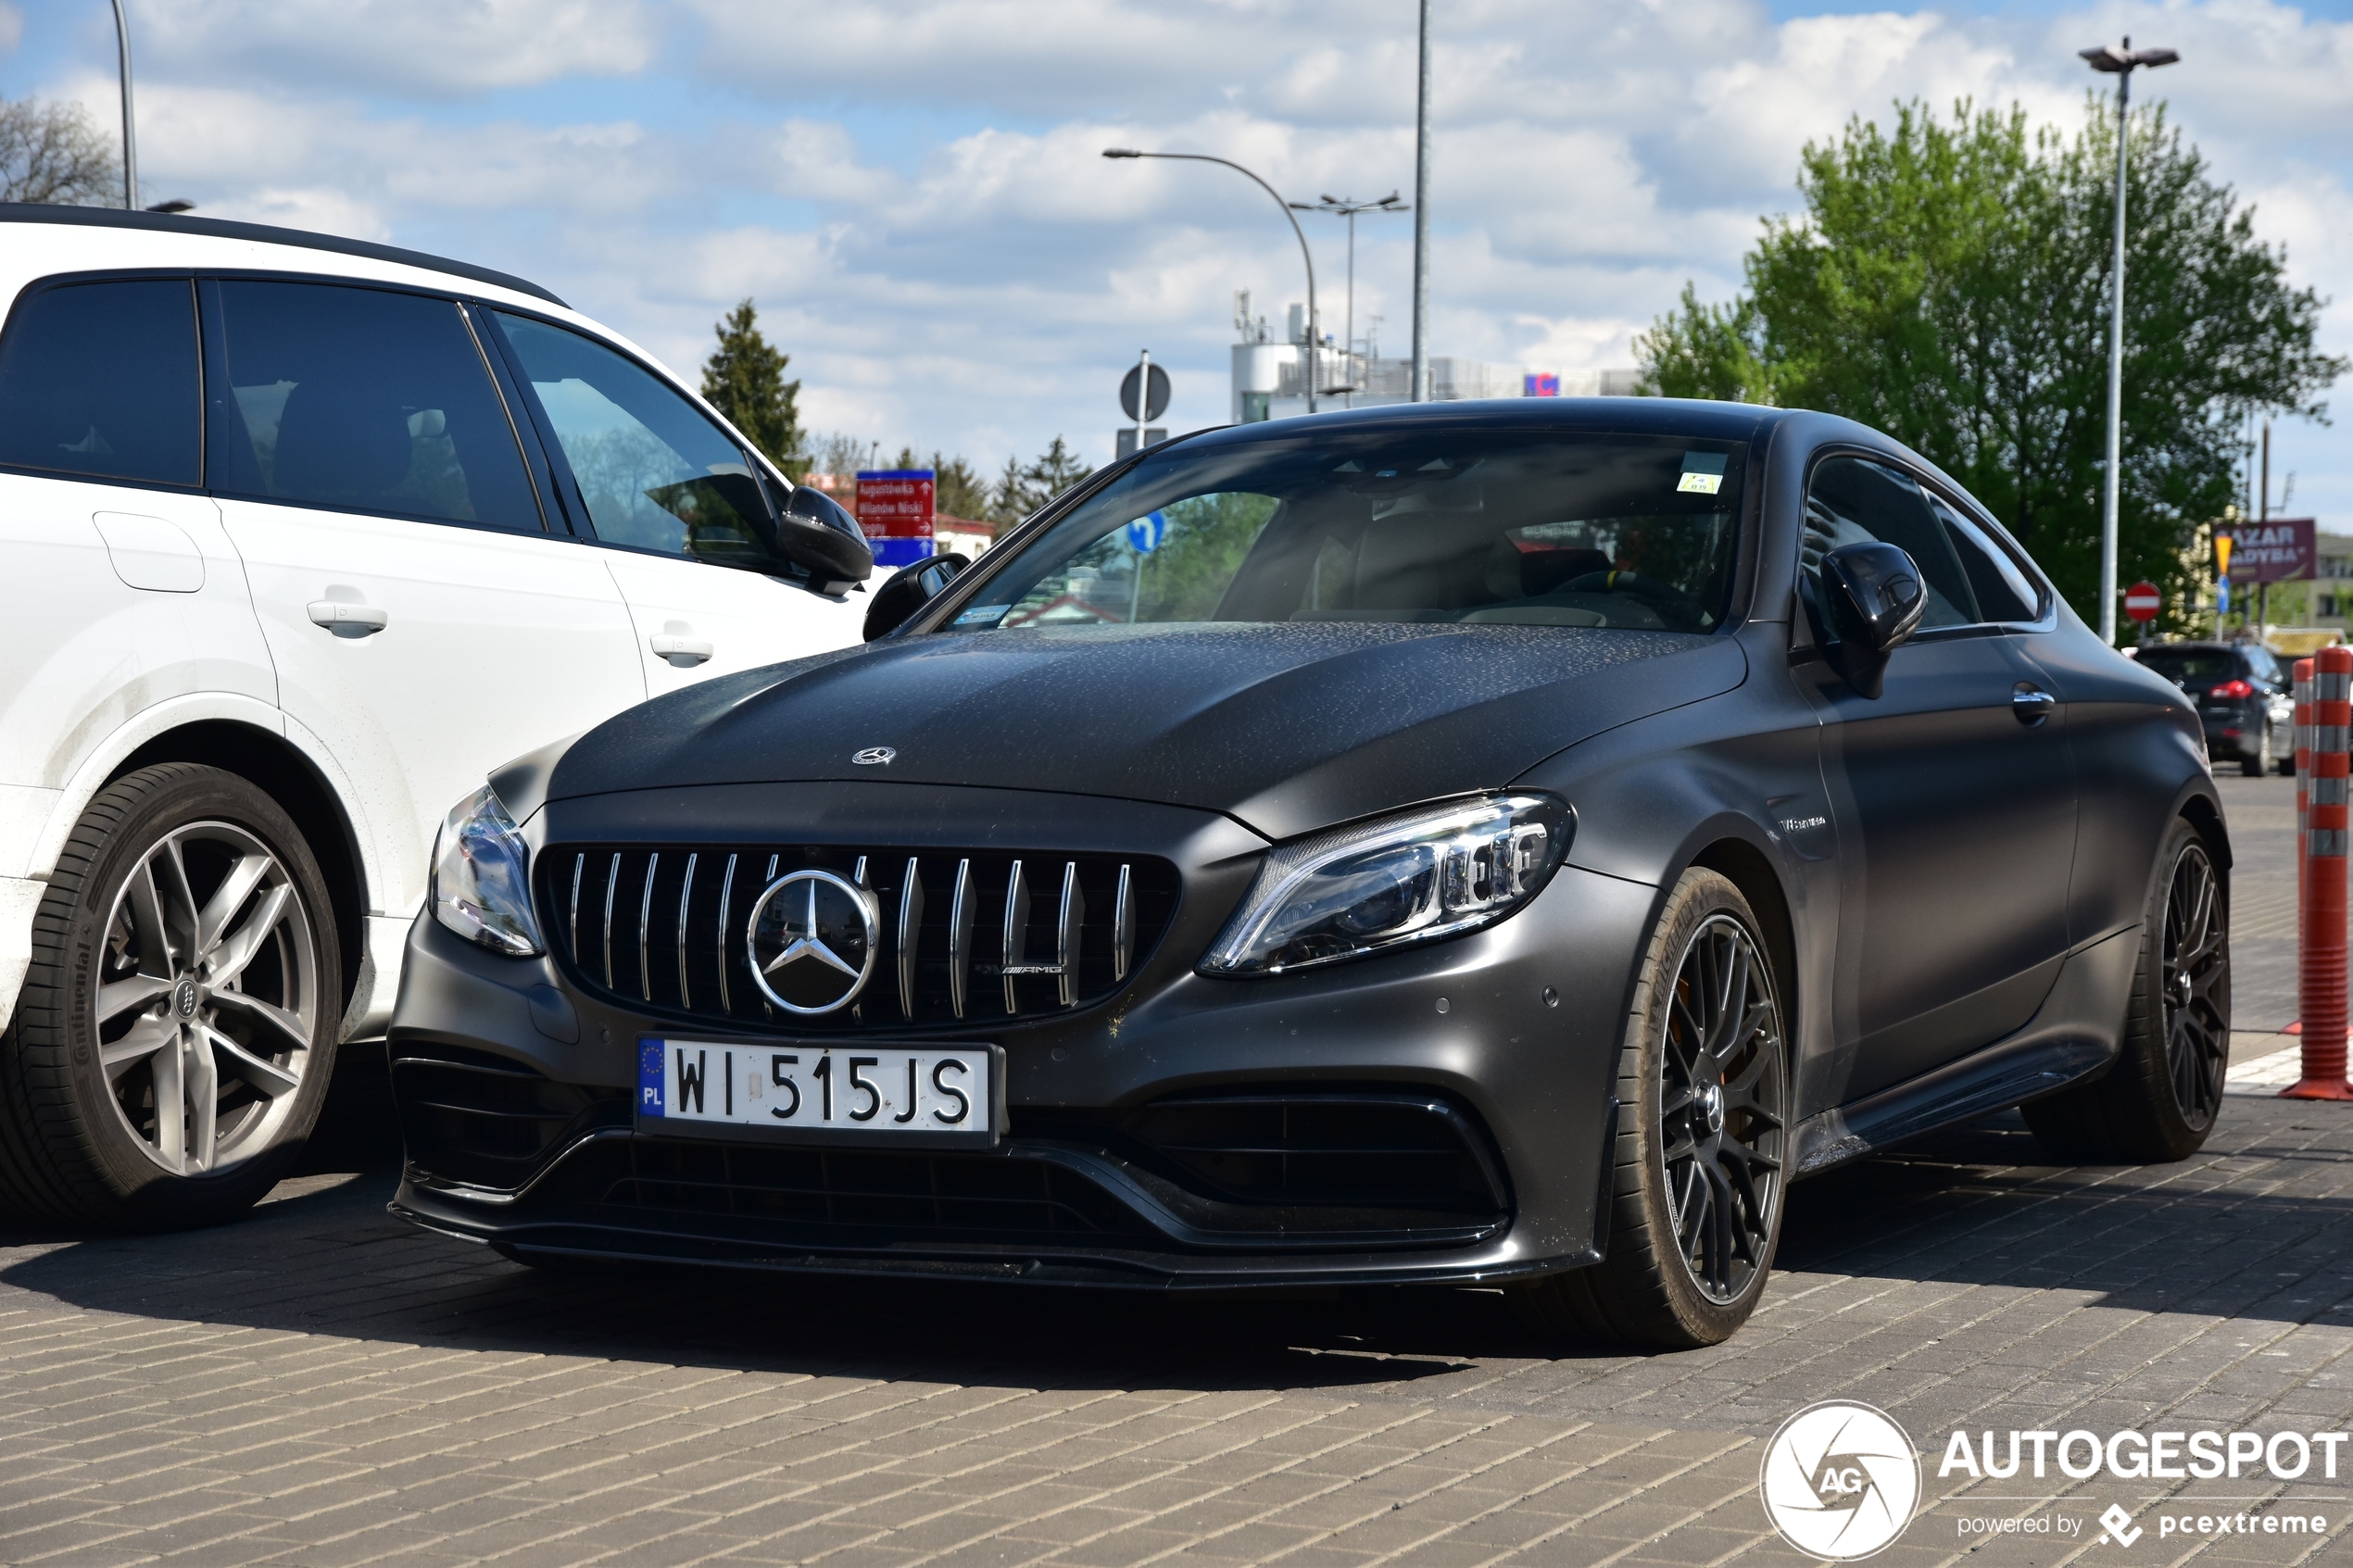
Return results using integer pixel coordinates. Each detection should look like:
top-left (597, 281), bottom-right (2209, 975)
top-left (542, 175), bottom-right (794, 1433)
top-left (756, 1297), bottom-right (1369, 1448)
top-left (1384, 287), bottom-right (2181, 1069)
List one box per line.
top-left (699, 299), bottom-right (805, 476)
top-left (992, 436), bottom-right (1094, 523)
top-left (1639, 99), bottom-right (2344, 622)
top-left (929, 453), bottom-right (989, 520)
top-left (1137, 492), bottom-right (1280, 621)
top-left (0, 95), bottom-right (120, 206)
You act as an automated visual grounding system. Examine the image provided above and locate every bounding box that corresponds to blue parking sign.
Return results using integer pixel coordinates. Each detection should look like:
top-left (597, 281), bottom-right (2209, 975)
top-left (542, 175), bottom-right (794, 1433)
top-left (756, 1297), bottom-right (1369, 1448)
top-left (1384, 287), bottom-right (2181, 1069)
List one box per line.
top-left (1126, 511), bottom-right (1169, 555)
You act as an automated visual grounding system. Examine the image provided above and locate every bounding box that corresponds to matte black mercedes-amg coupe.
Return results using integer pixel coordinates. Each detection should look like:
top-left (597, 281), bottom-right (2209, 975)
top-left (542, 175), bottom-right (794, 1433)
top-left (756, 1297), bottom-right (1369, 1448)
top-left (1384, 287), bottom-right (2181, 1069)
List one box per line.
top-left (390, 399), bottom-right (2228, 1348)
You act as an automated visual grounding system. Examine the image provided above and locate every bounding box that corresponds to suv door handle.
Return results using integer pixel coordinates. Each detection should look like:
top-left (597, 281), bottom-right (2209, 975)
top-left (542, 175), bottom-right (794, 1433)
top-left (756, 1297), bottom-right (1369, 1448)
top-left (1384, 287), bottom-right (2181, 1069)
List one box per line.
top-left (307, 601), bottom-right (388, 638)
top-left (650, 633), bottom-right (713, 668)
top-left (2012, 684), bottom-right (2057, 725)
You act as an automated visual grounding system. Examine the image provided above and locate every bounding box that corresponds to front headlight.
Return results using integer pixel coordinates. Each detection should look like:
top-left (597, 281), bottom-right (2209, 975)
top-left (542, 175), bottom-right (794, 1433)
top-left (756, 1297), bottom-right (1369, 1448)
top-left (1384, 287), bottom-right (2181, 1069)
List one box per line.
top-left (1201, 793), bottom-right (1570, 976)
top-left (431, 784), bottom-right (544, 957)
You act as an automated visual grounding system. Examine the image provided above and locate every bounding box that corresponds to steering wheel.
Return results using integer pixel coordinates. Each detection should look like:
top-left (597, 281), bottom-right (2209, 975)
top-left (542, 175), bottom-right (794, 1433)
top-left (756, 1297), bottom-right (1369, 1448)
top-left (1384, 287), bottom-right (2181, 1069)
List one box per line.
top-left (1555, 570), bottom-right (1708, 627)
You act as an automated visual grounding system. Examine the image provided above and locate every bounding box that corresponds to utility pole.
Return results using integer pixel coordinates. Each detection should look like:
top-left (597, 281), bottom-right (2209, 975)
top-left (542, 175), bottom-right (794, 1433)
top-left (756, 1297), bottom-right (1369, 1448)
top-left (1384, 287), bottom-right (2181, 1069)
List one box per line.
top-left (110, 0), bottom-right (138, 210)
top-left (1411, 0), bottom-right (1431, 404)
top-left (2259, 419), bottom-right (2271, 633)
top-left (2081, 35), bottom-right (2180, 646)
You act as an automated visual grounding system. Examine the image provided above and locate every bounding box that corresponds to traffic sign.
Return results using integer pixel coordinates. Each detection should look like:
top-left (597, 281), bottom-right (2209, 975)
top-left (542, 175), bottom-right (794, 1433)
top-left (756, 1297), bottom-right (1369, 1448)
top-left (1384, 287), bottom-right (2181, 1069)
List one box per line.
top-left (2124, 581), bottom-right (2161, 622)
top-left (1126, 511), bottom-right (1168, 555)
top-left (1120, 363), bottom-right (1171, 422)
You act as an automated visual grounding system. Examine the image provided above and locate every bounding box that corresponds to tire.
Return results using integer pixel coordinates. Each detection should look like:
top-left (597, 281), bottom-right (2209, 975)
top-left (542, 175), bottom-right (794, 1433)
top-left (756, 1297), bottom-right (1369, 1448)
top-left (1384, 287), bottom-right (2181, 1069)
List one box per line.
top-left (2241, 725), bottom-right (2270, 777)
top-left (2023, 816), bottom-right (2227, 1163)
top-left (1509, 869), bottom-right (1790, 1349)
top-left (0, 764), bottom-right (342, 1228)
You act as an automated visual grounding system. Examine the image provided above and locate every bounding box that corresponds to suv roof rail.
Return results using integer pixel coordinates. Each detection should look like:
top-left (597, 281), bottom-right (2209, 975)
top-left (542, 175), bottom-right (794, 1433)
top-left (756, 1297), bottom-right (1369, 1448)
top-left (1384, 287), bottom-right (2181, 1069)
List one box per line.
top-left (0, 202), bottom-right (567, 308)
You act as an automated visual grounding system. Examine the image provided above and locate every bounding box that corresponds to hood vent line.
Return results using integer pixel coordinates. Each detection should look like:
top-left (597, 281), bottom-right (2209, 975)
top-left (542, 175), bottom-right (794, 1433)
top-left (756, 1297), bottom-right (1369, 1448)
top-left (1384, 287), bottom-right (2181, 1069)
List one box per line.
top-left (948, 858), bottom-right (975, 1019)
top-left (549, 845), bottom-right (1171, 1033)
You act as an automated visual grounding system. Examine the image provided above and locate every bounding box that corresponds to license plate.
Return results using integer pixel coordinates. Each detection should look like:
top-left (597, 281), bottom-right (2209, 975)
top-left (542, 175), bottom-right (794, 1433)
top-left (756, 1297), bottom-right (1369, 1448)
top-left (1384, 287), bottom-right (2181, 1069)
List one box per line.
top-left (636, 1038), bottom-right (1000, 1148)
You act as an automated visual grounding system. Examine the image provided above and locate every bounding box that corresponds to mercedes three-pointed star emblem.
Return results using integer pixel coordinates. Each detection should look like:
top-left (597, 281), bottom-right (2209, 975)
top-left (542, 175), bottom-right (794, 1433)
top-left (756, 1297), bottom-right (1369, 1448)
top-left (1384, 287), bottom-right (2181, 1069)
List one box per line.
top-left (745, 869), bottom-right (877, 1015)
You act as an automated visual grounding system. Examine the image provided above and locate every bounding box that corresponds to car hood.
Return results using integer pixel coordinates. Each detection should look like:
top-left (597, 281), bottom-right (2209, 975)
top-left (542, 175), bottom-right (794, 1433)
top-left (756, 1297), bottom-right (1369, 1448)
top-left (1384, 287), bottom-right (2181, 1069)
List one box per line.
top-left (547, 623), bottom-right (1747, 840)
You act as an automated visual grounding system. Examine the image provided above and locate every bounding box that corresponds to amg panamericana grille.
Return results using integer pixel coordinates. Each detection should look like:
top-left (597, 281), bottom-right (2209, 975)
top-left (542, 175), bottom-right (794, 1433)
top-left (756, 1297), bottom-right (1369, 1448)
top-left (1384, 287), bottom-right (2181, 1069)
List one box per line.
top-left (543, 845), bottom-right (1179, 1031)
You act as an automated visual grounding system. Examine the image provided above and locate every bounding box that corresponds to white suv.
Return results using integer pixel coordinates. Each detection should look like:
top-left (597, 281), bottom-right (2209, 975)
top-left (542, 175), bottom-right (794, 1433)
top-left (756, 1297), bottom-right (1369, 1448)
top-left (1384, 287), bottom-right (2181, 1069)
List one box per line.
top-left (0, 205), bottom-right (874, 1227)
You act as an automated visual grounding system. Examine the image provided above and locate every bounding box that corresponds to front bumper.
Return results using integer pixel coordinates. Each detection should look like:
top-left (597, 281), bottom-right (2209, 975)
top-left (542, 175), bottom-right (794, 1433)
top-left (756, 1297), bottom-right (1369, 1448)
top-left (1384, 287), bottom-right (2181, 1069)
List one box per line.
top-left (386, 781), bottom-right (1651, 1288)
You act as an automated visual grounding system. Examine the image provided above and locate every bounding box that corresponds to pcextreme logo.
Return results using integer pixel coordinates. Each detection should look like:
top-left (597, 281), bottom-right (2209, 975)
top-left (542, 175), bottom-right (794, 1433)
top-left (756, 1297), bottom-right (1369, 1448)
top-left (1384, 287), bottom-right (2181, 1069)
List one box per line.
top-left (1759, 1401), bottom-right (1923, 1561)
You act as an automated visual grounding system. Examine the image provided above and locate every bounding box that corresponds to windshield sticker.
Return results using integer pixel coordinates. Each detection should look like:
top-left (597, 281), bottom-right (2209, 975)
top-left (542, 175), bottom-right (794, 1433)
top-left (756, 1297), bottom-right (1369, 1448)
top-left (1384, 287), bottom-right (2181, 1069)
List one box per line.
top-left (1679, 453), bottom-right (1728, 495)
top-left (954, 605), bottom-right (1012, 626)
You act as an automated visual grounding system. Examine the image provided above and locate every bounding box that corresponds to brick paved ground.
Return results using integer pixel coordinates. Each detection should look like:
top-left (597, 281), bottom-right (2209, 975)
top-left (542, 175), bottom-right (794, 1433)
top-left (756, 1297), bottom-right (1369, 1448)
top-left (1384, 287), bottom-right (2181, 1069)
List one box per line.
top-left (4, 774), bottom-right (2350, 1568)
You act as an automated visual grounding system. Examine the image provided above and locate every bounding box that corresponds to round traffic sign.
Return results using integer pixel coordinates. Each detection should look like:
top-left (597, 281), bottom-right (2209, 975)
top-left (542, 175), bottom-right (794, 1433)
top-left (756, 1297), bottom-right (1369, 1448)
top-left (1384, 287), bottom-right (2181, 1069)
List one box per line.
top-left (1126, 511), bottom-right (1168, 555)
top-left (2124, 581), bottom-right (2161, 622)
top-left (1120, 363), bottom-right (1171, 422)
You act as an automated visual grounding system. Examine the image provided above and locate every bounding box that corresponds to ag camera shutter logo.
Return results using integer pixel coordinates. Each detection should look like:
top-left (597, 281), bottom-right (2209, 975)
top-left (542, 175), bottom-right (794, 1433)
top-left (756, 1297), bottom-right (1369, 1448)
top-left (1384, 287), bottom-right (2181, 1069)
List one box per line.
top-left (1760, 1401), bottom-right (1922, 1560)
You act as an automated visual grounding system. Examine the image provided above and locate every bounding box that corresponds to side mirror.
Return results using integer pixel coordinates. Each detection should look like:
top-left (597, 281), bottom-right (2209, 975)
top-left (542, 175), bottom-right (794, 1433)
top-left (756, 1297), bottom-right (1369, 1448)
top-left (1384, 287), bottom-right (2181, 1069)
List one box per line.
top-left (1817, 541), bottom-right (1924, 699)
top-left (776, 485), bottom-right (875, 591)
top-left (863, 552), bottom-right (972, 641)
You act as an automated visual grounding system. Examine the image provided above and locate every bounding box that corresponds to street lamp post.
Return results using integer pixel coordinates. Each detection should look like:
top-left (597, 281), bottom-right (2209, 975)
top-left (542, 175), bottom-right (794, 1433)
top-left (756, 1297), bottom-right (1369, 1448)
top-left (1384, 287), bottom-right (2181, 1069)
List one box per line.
top-left (1411, 0), bottom-right (1431, 404)
top-left (1290, 194), bottom-right (1407, 406)
top-left (2080, 35), bottom-right (2179, 646)
top-left (1103, 148), bottom-right (1321, 413)
top-left (109, 0), bottom-right (137, 211)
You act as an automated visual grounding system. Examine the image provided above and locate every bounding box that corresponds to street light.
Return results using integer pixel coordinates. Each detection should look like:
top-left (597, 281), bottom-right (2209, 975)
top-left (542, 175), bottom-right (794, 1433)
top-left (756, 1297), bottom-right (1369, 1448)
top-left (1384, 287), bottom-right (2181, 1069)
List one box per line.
top-left (2081, 35), bottom-right (2180, 646)
top-left (1103, 147), bottom-right (1322, 414)
top-left (109, 0), bottom-right (137, 210)
top-left (1289, 194), bottom-right (1408, 406)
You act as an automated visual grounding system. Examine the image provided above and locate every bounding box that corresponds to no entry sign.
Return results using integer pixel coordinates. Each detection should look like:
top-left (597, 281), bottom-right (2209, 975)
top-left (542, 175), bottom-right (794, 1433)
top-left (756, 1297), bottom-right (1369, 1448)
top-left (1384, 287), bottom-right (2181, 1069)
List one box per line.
top-left (2125, 581), bottom-right (2162, 623)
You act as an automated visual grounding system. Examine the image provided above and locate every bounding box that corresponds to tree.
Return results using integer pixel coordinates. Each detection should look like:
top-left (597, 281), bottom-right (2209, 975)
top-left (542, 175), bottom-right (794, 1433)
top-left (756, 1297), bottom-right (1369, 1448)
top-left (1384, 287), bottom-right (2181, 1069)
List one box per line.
top-left (929, 452), bottom-right (988, 520)
top-left (699, 299), bottom-right (805, 476)
top-left (0, 95), bottom-right (120, 207)
top-left (1639, 99), bottom-right (2344, 623)
top-left (993, 437), bottom-right (1093, 523)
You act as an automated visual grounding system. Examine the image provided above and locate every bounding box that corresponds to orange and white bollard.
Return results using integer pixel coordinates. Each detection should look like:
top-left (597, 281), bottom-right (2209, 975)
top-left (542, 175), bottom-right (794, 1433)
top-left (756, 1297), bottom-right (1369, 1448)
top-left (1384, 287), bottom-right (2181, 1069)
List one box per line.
top-left (2298, 658), bottom-right (2313, 935)
top-left (2286, 645), bottom-right (2353, 1098)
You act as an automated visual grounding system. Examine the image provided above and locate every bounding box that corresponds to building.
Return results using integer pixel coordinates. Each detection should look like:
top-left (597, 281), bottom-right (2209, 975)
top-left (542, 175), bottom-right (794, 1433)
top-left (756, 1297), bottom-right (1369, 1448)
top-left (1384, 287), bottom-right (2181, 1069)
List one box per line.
top-left (1229, 295), bottom-right (1642, 423)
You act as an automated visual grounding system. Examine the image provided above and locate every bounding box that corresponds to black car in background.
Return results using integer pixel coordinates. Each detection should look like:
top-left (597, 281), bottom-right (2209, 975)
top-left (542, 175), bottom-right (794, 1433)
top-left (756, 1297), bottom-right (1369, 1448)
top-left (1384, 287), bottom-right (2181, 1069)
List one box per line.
top-left (2131, 641), bottom-right (2293, 776)
top-left (390, 399), bottom-right (2228, 1349)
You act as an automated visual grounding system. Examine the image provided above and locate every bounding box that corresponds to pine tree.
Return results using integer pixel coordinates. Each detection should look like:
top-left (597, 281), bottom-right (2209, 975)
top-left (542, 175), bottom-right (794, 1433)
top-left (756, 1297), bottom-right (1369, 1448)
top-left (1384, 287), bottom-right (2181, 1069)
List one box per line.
top-left (700, 299), bottom-right (805, 476)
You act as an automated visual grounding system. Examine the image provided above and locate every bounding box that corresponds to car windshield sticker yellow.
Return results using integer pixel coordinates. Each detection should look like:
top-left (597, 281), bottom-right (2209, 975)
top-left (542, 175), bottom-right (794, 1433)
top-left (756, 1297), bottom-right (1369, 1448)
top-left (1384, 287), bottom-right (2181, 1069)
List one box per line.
top-left (1678, 453), bottom-right (1728, 495)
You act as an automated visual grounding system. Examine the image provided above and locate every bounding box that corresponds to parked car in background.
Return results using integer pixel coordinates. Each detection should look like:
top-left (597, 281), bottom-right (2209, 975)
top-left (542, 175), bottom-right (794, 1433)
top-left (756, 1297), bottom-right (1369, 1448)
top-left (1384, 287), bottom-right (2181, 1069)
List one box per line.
top-left (2130, 640), bottom-right (2293, 775)
top-left (0, 204), bottom-right (873, 1228)
top-left (390, 398), bottom-right (2227, 1349)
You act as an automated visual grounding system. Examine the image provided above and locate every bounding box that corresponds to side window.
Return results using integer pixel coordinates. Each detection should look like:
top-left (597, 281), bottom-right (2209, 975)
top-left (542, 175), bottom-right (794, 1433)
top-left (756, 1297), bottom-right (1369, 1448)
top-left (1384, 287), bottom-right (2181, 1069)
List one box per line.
top-left (1927, 495), bottom-right (2042, 623)
top-left (208, 281), bottom-right (542, 532)
top-left (0, 278), bottom-right (199, 485)
top-left (1804, 456), bottom-right (1978, 632)
top-left (491, 312), bottom-right (774, 568)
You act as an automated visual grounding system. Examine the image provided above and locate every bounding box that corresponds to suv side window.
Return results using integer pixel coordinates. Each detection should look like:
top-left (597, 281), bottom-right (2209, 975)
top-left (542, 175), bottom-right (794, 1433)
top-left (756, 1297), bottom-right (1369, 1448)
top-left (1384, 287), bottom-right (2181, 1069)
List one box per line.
top-left (1927, 494), bottom-right (2042, 622)
top-left (489, 312), bottom-right (779, 570)
top-left (0, 278), bottom-right (200, 486)
top-left (1804, 456), bottom-right (1978, 631)
top-left (207, 281), bottom-right (542, 532)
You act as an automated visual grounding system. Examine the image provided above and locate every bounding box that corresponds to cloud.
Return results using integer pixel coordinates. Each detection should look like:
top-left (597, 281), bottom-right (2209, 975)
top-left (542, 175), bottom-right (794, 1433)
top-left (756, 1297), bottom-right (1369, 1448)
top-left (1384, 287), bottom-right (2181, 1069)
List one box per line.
top-left (130, 0), bottom-right (659, 97)
top-left (8, 0), bottom-right (2344, 485)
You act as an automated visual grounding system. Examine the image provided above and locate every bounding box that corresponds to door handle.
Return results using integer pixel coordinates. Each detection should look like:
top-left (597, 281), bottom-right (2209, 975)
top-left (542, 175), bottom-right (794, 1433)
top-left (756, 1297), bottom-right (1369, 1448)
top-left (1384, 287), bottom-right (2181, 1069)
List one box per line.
top-left (307, 601), bottom-right (388, 638)
top-left (2012, 684), bottom-right (2057, 725)
top-left (649, 633), bottom-right (713, 668)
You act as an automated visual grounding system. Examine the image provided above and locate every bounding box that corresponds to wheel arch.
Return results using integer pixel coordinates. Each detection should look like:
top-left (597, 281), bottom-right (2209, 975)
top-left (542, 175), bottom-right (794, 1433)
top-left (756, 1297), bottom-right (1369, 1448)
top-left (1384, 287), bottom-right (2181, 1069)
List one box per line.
top-left (1686, 834), bottom-right (1802, 1047)
top-left (2176, 785), bottom-right (2232, 874)
top-left (110, 721), bottom-right (367, 1012)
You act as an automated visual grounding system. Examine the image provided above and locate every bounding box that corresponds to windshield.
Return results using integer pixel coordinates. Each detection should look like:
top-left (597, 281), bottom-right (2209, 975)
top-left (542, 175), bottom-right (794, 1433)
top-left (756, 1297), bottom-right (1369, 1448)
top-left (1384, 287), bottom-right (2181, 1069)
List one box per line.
top-left (950, 429), bottom-right (1749, 634)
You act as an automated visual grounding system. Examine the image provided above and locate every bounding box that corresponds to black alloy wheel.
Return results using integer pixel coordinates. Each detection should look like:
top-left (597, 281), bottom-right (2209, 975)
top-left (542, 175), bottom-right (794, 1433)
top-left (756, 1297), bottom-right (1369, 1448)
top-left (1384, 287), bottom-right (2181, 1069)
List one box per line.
top-left (2023, 816), bottom-right (2229, 1163)
top-left (1511, 869), bottom-right (1791, 1348)
top-left (2161, 837), bottom-right (2228, 1131)
top-left (1659, 912), bottom-right (1787, 1304)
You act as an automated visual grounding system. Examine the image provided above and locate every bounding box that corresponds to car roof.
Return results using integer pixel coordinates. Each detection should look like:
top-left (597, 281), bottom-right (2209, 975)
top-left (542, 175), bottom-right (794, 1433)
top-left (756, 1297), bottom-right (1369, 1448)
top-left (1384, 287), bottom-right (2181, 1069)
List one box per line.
top-left (0, 202), bottom-right (565, 307)
top-left (1191, 395), bottom-right (1786, 448)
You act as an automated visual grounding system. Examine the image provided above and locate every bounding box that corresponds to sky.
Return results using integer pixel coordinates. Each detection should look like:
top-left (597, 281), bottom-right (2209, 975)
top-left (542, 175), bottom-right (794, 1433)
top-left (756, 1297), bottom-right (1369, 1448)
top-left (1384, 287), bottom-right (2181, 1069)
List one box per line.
top-left (3, 0), bottom-right (2350, 524)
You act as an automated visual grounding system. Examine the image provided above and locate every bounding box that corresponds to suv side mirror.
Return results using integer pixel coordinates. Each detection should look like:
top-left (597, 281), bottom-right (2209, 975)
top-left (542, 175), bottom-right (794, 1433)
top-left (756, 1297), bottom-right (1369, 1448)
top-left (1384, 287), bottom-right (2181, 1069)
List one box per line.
top-left (863, 553), bottom-right (972, 641)
top-left (1817, 541), bottom-right (1925, 699)
top-left (776, 484), bottom-right (875, 591)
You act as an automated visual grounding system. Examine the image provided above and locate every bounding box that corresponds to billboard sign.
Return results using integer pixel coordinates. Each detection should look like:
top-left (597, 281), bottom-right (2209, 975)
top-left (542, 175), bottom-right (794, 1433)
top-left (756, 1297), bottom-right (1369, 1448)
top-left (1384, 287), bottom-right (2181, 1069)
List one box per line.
top-left (854, 469), bottom-right (935, 569)
top-left (2234, 518), bottom-right (2316, 584)
top-left (1525, 372), bottom-right (1559, 397)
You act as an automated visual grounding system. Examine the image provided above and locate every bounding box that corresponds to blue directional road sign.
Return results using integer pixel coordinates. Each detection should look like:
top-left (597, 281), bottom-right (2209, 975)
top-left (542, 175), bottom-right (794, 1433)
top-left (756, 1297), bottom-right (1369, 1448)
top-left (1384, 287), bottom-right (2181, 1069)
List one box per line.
top-left (1126, 511), bottom-right (1169, 555)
